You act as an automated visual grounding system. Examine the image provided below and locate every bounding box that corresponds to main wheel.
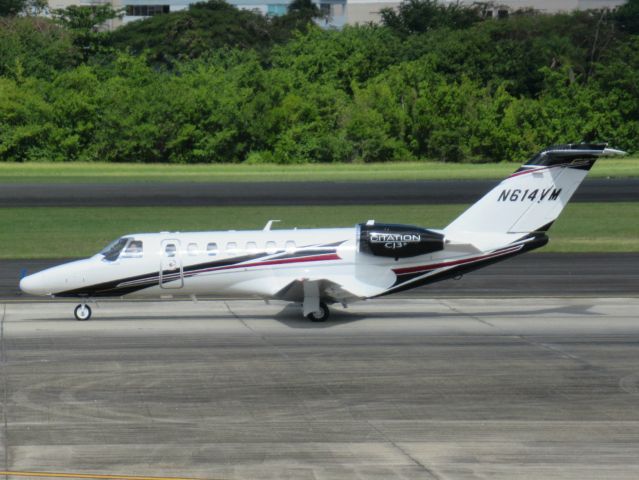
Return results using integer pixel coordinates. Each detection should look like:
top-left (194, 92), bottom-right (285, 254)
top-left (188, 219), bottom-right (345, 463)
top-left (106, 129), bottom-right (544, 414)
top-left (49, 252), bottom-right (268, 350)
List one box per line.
top-left (74, 304), bottom-right (92, 321)
top-left (306, 302), bottom-right (329, 322)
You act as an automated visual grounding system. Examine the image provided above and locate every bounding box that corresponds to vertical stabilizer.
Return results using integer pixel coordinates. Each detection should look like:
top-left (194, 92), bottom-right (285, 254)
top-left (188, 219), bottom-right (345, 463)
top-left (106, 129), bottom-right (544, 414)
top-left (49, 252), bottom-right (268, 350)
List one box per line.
top-left (444, 144), bottom-right (625, 236)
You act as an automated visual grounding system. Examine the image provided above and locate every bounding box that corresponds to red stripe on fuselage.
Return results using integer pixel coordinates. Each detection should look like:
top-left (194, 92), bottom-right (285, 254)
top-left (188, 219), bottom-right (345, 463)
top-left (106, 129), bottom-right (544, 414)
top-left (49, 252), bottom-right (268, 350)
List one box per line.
top-left (195, 253), bottom-right (341, 275)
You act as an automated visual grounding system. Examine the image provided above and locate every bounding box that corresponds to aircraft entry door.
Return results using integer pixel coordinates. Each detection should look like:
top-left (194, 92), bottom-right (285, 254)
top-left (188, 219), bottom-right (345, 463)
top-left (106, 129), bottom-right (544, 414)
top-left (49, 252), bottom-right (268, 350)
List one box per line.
top-left (160, 239), bottom-right (184, 289)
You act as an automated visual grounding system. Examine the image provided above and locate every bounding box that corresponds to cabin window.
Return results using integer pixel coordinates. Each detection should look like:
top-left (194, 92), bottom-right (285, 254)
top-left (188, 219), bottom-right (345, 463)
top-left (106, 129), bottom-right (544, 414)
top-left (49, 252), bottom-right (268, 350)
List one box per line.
top-left (285, 240), bottom-right (296, 253)
top-left (265, 241), bottom-right (277, 254)
top-left (99, 237), bottom-right (130, 262)
top-left (246, 241), bottom-right (258, 253)
top-left (226, 242), bottom-right (238, 255)
top-left (187, 243), bottom-right (199, 256)
top-left (122, 240), bottom-right (143, 258)
top-left (164, 243), bottom-right (177, 258)
top-left (206, 242), bottom-right (218, 256)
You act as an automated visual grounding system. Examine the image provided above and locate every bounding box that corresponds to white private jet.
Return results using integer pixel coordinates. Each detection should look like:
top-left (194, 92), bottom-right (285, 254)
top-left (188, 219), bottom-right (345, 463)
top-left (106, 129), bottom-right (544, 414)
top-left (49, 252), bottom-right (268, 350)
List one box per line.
top-left (20, 143), bottom-right (624, 321)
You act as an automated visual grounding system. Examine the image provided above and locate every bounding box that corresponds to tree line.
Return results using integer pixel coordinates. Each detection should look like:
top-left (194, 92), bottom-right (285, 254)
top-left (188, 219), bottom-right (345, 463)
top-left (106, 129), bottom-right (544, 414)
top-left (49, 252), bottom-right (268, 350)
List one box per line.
top-left (1, 0), bottom-right (638, 163)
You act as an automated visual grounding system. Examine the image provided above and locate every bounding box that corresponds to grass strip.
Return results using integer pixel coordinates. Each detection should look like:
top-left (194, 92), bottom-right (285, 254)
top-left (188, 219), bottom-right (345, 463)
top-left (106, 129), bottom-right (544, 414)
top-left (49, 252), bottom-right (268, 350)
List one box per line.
top-left (0, 158), bottom-right (637, 183)
top-left (1, 203), bottom-right (637, 259)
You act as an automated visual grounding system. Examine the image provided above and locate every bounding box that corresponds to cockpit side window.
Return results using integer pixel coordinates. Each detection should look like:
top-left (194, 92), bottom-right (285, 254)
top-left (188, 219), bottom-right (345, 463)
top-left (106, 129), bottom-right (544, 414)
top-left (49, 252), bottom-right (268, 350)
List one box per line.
top-left (100, 237), bottom-right (130, 262)
top-left (122, 240), bottom-right (143, 258)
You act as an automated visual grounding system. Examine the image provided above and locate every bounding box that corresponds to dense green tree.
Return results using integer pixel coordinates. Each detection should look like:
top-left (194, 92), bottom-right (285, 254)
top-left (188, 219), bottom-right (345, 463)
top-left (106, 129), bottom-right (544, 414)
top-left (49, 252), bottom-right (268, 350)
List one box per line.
top-left (272, 25), bottom-right (404, 91)
top-left (273, 0), bottom-right (322, 34)
top-left (0, 17), bottom-right (80, 79)
top-left (52, 5), bottom-right (122, 61)
top-left (614, 0), bottom-right (639, 35)
top-left (108, 0), bottom-right (278, 65)
top-left (0, 0), bottom-right (24, 16)
top-left (380, 0), bottom-right (483, 35)
top-left (400, 10), bottom-right (620, 97)
top-left (0, 0), bottom-right (46, 16)
top-left (287, 0), bottom-right (319, 16)
top-left (1, 0), bottom-right (638, 163)
top-left (0, 76), bottom-right (55, 161)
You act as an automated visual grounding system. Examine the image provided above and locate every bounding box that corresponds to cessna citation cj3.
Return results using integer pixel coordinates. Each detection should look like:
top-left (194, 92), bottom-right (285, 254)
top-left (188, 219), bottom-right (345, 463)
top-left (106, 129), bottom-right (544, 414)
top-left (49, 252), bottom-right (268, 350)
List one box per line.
top-left (20, 143), bottom-right (624, 321)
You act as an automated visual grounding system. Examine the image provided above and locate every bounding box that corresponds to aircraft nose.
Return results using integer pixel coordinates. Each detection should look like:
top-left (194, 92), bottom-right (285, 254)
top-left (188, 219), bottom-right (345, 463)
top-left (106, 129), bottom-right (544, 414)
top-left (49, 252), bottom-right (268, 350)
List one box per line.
top-left (19, 272), bottom-right (49, 296)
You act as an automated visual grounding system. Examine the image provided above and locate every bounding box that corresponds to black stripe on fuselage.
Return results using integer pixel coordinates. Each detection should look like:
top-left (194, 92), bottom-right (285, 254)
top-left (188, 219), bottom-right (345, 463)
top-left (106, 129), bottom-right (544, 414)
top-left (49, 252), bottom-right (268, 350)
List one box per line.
top-left (54, 241), bottom-right (346, 298)
top-left (377, 234), bottom-right (548, 297)
top-left (54, 252), bottom-right (271, 297)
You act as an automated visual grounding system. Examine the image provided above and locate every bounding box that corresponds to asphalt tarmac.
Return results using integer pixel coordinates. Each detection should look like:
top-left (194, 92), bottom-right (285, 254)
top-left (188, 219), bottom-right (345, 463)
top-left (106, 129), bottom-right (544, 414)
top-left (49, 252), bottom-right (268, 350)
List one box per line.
top-left (3, 253), bottom-right (638, 300)
top-left (2, 178), bottom-right (638, 206)
top-left (2, 297), bottom-right (639, 479)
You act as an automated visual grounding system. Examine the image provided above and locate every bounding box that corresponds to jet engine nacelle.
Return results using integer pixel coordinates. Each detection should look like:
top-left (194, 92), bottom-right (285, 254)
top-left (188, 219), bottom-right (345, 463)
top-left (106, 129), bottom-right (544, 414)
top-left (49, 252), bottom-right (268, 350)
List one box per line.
top-left (358, 222), bottom-right (444, 258)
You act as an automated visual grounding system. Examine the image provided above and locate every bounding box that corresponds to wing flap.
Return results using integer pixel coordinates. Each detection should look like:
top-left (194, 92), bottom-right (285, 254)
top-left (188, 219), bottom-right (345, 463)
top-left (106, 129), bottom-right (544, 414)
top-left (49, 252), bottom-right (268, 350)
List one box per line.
top-left (274, 278), bottom-right (365, 304)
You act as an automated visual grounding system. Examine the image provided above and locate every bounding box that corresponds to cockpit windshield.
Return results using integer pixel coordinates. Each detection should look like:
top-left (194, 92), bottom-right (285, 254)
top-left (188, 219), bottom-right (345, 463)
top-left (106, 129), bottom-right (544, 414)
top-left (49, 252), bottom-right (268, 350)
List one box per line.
top-left (99, 237), bottom-right (130, 262)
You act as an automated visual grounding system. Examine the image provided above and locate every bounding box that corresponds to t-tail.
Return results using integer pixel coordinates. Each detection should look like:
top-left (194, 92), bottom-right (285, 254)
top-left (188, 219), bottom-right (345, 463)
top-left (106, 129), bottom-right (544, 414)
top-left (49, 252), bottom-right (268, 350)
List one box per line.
top-left (444, 143), bottom-right (626, 251)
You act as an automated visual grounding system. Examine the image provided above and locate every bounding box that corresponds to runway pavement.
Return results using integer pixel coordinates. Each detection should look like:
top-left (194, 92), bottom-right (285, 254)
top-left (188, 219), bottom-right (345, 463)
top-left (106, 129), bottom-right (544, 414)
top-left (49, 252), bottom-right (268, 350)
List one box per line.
top-left (2, 297), bottom-right (639, 479)
top-left (2, 178), bottom-right (638, 206)
top-left (3, 253), bottom-right (638, 299)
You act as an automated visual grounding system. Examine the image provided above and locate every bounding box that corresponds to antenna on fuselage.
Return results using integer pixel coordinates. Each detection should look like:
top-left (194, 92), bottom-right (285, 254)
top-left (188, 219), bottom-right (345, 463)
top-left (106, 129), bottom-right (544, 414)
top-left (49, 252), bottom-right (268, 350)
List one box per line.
top-left (263, 220), bottom-right (281, 231)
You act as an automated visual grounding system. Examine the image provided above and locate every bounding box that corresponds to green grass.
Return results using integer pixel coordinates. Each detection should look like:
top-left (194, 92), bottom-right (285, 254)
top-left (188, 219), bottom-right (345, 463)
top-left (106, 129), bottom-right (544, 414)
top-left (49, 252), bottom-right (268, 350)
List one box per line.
top-left (1, 203), bottom-right (637, 258)
top-left (0, 157), bottom-right (637, 183)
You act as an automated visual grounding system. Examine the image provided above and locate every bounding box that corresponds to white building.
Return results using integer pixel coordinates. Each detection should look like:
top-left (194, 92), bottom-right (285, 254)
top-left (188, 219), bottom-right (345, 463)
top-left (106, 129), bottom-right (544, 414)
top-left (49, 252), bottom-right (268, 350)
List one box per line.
top-left (486, 0), bottom-right (626, 13)
top-left (45, 0), bottom-right (627, 29)
top-left (346, 0), bottom-right (628, 24)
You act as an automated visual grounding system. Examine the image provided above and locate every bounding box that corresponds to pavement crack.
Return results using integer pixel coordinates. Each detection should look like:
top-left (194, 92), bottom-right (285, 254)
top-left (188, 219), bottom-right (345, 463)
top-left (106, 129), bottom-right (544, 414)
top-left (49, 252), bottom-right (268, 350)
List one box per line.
top-left (224, 301), bottom-right (255, 333)
top-left (437, 300), bottom-right (619, 383)
top-left (528, 340), bottom-right (589, 364)
top-left (438, 299), bottom-right (496, 328)
top-left (365, 421), bottom-right (443, 480)
top-left (225, 297), bottom-right (435, 466)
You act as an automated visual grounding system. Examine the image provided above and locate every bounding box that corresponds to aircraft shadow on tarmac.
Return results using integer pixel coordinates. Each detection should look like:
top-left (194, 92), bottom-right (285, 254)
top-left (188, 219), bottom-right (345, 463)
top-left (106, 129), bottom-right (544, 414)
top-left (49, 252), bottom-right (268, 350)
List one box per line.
top-left (272, 302), bottom-right (598, 329)
top-left (273, 304), bottom-right (362, 328)
top-left (18, 301), bottom-right (597, 327)
top-left (16, 314), bottom-right (239, 323)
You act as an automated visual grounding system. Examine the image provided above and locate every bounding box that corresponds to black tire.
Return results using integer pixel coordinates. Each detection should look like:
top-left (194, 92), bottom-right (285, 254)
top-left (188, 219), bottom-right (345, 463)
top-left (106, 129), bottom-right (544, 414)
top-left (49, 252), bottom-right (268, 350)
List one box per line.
top-left (306, 302), bottom-right (329, 322)
top-left (74, 304), bottom-right (92, 321)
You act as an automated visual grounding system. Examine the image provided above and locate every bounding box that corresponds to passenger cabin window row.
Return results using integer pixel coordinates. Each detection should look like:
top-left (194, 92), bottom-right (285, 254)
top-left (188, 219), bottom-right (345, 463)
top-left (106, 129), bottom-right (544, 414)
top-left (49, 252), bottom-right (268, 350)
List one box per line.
top-left (162, 240), bottom-right (298, 257)
top-left (103, 238), bottom-right (305, 261)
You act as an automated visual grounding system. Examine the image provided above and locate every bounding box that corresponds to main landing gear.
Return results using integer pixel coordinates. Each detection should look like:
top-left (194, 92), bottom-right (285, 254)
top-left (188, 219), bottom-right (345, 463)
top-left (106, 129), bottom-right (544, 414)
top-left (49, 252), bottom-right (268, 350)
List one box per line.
top-left (302, 281), bottom-right (330, 322)
top-left (306, 302), bottom-right (330, 322)
top-left (74, 303), bottom-right (92, 321)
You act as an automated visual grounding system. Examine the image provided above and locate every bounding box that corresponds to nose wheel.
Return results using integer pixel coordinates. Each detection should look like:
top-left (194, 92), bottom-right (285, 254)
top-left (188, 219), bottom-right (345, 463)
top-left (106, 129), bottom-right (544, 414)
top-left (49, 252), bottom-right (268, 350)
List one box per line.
top-left (74, 304), bottom-right (92, 321)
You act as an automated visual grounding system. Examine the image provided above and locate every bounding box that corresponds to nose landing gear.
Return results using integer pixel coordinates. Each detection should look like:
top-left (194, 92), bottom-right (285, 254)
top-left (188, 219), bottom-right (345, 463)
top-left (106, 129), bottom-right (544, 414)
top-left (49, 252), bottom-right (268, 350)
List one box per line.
top-left (74, 303), bottom-right (92, 321)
